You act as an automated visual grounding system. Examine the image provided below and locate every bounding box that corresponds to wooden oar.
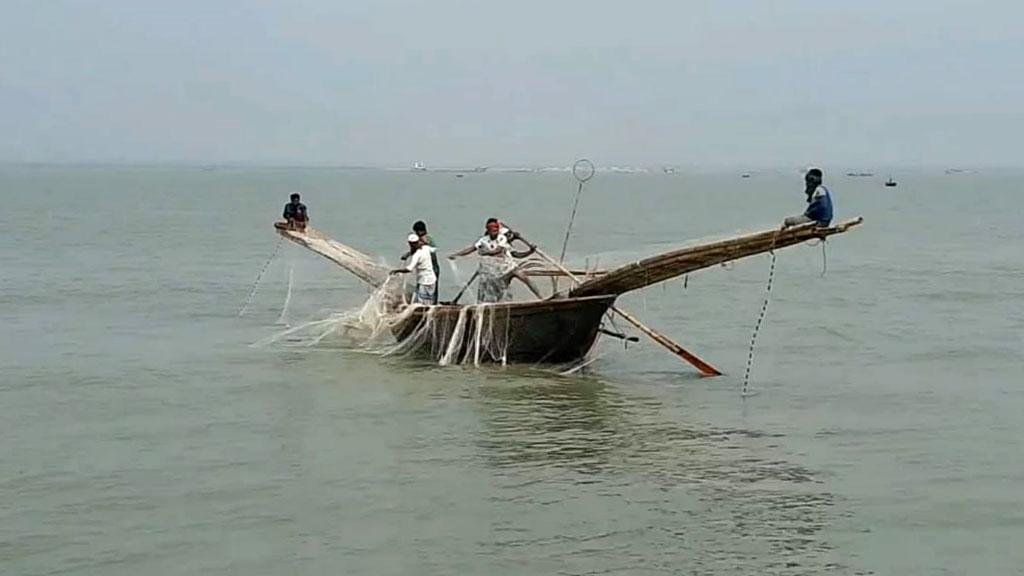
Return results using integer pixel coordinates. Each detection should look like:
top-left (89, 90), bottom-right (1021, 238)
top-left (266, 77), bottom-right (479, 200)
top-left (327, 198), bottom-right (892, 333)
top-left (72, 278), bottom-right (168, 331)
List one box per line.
top-left (445, 269), bottom-right (479, 305)
top-left (604, 306), bottom-right (723, 377)
top-left (516, 234), bottom-right (723, 377)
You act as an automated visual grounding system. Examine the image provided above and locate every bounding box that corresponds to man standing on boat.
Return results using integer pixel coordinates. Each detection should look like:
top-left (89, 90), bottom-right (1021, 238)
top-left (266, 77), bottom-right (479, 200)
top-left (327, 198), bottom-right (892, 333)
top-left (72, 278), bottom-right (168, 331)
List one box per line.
top-left (784, 168), bottom-right (833, 227)
top-left (497, 221), bottom-right (544, 299)
top-left (401, 221), bottom-right (440, 304)
top-left (449, 218), bottom-right (541, 302)
top-left (390, 234), bottom-right (437, 305)
top-left (281, 192), bottom-right (309, 231)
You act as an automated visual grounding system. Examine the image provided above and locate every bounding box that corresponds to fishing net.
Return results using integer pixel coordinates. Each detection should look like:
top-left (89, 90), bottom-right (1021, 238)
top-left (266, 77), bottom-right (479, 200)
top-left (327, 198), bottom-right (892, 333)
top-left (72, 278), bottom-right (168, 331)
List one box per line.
top-left (259, 226), bottom-right (615, 371)
top-left (253, 278), bottom-right (516, 367)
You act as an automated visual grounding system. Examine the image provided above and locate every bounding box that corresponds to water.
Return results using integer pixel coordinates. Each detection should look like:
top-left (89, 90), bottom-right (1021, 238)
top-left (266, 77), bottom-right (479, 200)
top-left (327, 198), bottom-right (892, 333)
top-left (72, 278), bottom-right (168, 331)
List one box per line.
top-left (1, 165), bottom-right (1021, 575)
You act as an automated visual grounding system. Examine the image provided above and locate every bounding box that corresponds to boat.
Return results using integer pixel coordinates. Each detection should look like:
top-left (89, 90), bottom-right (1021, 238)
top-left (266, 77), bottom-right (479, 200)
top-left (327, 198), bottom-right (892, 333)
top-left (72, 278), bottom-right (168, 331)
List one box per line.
top-left (884, 176), bottom-right (897, 187)
top-left (275, 217), bottom-right (863, 368)
top-left (410, 162), bottom-right (488, 174)
top-left (391, 295), bottom-right (616, 364)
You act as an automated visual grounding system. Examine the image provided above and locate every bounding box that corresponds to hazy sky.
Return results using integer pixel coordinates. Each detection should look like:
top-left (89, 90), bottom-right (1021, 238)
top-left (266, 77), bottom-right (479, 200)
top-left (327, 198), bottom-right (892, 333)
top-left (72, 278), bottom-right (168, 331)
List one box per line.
top-left (2, 0), bottom-right (1022, 167)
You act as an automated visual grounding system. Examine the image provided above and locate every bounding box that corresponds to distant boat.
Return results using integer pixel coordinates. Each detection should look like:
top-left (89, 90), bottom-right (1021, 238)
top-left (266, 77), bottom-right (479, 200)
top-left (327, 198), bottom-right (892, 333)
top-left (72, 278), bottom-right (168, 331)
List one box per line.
top-left (741, 173), bottom-right (751, 178)
top-left (846, 172), bottom-right (874, 177)
top-left (884, 176), bottom-right (897, 187)
top-left (412, 163), bottom-right (487, 173)
top-left (663, 167), bottom-right (676, 174)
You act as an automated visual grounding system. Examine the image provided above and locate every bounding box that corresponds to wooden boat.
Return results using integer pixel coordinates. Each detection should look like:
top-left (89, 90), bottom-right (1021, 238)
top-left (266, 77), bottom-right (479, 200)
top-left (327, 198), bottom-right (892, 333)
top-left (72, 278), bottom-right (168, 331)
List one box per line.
top-left (276, 217), bottom-right (863, 366)
top-left (390, 295), bottom-right (616, 364)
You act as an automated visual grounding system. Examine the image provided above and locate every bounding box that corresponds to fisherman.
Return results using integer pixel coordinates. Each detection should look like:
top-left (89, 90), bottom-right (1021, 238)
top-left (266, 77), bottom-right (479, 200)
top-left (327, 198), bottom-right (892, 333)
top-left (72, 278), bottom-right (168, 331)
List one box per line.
top-left (449, 218), bottom-right (541, 302)
top-left (281, 192), bottom-right (309, 230)
top-left (401, 220), bottom-right (440, 304)
top-left (390, 233), bottom-right (437, 305)
top-left (784, 168), bottom-right (833, 228)
top-left (496, 221), bottom-right (544, 298)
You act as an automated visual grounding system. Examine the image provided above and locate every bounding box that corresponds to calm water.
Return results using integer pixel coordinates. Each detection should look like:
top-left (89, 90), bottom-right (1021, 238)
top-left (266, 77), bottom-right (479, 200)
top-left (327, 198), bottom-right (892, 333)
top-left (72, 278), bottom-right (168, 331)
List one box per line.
top-left (1, 166), bottom-right (1021, 575)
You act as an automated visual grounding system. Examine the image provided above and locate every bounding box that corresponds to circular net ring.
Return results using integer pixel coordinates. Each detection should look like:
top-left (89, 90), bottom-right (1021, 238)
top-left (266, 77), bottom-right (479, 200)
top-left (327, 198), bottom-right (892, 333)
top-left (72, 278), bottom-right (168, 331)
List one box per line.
top-left (573, 159), bottom-right (595, 183)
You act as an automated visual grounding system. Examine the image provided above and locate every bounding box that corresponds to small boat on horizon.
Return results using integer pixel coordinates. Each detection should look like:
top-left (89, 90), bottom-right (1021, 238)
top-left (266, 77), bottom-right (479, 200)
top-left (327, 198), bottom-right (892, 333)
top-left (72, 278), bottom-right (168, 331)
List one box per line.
top-left (884, 176), bottom-right (898, 187)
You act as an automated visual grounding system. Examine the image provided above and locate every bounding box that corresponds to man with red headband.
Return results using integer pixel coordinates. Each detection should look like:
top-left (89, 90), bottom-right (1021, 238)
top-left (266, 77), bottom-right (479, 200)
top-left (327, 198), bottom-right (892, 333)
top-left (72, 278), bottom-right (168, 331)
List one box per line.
top-left (449, 218), bottom-right (541, 302)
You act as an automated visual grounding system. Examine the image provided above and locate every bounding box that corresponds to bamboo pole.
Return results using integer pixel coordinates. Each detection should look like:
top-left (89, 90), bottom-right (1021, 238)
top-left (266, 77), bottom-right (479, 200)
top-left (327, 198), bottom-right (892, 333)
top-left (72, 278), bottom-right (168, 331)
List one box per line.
top-left (570, 217), bottom-right (862, 298)
top-left (517, 235), bottom-right (723, 377)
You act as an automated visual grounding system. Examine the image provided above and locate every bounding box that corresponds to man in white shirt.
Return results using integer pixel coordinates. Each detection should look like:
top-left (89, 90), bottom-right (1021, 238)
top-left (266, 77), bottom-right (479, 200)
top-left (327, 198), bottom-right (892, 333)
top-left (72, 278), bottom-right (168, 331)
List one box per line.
top-left (449, 218), bottom-right (541, 302)
top-left (390, 233), bottom-right (437, 304)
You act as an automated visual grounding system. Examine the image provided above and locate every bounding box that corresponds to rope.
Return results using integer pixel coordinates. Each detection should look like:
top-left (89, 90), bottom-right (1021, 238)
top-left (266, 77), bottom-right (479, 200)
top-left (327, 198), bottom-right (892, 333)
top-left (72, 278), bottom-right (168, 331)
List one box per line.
top-left (276, 263), bottom-right (294, 325)
top-left (820, 239), bottom-right (828, 277)
top-left (558, 159), bottom-right (595, 264)
top-left (237, 236), bottom-right (284, 317)
top-left (558, 180), bottom-right (584, 264)
top-left (803, 237), bottom-right (829, 277)
top-left (742, 232), bottom-right (779, 397)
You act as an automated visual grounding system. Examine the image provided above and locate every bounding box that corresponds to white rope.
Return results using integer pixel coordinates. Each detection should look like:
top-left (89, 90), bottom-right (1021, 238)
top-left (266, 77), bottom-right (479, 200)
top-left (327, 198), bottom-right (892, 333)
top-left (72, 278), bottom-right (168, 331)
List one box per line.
top-left (276, 264), bottom-right (294, 325)
top-left (237, 236), bottom-right (284, 317)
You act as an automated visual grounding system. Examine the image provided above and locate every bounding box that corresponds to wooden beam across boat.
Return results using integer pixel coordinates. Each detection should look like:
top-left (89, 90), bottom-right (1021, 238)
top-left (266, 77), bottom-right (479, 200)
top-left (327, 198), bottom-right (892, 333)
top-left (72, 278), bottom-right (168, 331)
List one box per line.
top-left (522, 268), bottom-right (608, 278)
top-left (569, 217), bottom-right (863, 299)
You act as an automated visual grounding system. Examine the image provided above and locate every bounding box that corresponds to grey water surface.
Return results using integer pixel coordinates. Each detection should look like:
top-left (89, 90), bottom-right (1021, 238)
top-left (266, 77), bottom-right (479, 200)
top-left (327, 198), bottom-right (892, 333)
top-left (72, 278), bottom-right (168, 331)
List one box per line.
top-left (1, 166), bottom-right (1021, 575)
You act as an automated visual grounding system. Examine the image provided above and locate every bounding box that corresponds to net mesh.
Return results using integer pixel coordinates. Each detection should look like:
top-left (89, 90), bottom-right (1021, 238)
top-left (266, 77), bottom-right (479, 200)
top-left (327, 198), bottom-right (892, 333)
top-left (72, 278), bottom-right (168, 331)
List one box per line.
top-left (253, 280), bottom-right (516, 367)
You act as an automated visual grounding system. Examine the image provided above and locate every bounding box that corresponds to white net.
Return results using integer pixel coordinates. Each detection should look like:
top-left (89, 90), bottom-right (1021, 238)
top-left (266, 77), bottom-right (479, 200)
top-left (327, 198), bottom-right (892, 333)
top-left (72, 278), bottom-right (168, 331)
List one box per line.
top-left (253, 281), bottom-right (514, 367)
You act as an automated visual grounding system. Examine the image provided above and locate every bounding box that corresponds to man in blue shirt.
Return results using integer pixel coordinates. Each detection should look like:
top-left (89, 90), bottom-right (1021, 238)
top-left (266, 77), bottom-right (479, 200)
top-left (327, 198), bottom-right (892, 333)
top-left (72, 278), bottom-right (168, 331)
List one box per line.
top-left (784, 168), bottom-right (833, 227)
top-left (281, 193), bottom-right (309, 230)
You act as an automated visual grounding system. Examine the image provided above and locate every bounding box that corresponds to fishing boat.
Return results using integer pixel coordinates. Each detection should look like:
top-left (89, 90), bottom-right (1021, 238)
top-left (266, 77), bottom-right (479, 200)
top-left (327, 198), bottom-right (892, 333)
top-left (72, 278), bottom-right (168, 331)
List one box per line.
top-left (275, 217), bottom-right (863, 369)
top-left (884, 176), bottom-right (897, 187)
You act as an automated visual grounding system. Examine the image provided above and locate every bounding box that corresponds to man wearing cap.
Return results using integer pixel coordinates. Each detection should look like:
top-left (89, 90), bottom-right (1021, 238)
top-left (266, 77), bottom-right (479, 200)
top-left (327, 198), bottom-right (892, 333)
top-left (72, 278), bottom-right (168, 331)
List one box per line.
top-left (281, 193), bottom-right (309, 231)
top-left (784, 168), bottom-right (833, 228)
top-left (400, 220), bottom-right (440, 304)
top-left (390, 234), bottom-right (438, 305)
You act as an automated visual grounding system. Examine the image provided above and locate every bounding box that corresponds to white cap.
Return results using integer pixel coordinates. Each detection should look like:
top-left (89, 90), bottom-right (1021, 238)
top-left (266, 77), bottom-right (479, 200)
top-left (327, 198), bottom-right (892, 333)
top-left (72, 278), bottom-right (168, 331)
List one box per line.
top-left (407, 233), bottom-right (420, 243)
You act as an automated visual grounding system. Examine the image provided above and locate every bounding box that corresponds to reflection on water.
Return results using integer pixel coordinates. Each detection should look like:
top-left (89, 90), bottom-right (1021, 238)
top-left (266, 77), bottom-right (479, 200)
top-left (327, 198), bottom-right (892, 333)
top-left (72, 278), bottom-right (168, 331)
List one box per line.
top-left (471, 375), bottom-right (846, 574)
top-left (476, 376), bottom-right (621, 473)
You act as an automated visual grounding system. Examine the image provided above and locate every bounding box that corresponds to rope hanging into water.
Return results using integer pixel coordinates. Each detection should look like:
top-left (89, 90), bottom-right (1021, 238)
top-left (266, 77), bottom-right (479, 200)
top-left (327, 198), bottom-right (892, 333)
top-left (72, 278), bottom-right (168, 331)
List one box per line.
top-left (742, 231), bottom-right (780, 396)
top-left (803, 237), bottom-right (829, 277)
top-left (558, 159), bottom-right (594, 264)
top-left (276, 263), bottom-right (294, 325)
top-left (237, 236), bottom-right (284, 317)
top-left (820, 239), bottom-right (828, 277)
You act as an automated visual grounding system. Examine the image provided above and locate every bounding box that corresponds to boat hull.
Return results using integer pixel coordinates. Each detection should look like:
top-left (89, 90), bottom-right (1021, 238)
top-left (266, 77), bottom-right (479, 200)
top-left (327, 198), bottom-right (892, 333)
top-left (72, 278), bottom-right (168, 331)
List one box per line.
top-left (390, 295), bottom-right (615, 364)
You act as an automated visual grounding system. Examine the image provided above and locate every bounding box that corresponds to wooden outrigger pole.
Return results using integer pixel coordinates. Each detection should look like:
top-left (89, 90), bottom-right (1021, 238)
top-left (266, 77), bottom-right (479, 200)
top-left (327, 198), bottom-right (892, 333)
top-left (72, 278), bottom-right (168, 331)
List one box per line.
top-left (522, 240), bottom-right (723, 376)
top-left (569, 218), bottom-right (864, 299)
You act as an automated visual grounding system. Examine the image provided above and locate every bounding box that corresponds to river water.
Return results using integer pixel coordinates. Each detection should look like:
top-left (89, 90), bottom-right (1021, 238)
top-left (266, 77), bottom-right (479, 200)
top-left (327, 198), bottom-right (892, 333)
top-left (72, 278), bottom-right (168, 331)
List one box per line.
top-left (1, 165), bottom-right (1021, 575)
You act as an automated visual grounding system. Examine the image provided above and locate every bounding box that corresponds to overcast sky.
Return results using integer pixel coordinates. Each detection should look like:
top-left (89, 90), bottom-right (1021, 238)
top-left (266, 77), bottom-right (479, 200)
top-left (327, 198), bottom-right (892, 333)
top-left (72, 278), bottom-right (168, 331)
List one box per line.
top-left (2, 0), bottom-right (1022, 167)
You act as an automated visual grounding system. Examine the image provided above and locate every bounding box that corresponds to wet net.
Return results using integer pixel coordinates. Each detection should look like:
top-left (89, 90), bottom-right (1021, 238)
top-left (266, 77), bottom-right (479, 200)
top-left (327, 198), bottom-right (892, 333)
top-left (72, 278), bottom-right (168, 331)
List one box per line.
top-left (254, 278), bottom-right (518, 367)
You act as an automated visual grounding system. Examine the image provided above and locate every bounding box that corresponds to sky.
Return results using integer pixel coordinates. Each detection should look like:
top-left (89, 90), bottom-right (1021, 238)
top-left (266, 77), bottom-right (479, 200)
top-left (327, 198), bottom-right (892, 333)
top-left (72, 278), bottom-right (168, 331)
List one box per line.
top-left (1, 0), bottom-right (1022, 167)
